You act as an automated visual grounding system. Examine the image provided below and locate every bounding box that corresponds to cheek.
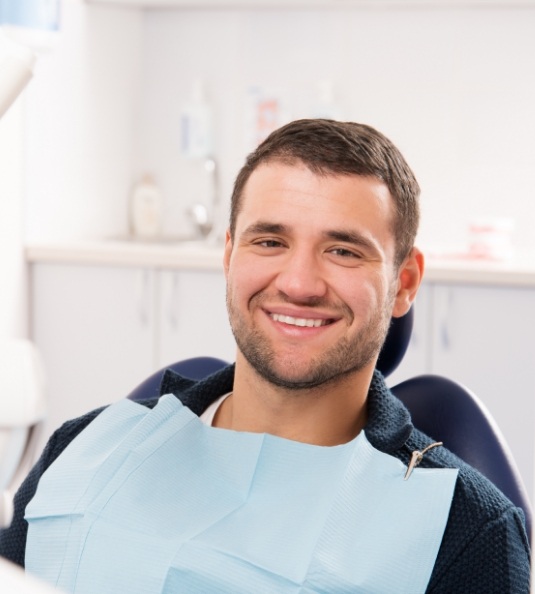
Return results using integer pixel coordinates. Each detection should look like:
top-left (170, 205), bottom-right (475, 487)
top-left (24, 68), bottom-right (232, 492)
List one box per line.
top-left (227, 258), bottom-right (271, 306)
top-left (343, 274), bottom-right (391, 318)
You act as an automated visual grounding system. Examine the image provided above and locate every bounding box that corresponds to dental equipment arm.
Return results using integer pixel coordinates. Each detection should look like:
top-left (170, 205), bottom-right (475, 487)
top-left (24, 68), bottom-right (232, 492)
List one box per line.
top-left (0, 30), bottom-right (36, 119)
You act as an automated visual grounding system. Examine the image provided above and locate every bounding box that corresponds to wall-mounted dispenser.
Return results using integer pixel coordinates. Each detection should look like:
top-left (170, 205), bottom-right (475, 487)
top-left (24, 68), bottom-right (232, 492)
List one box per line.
top-left (0, 29), bottom-right (35, 118)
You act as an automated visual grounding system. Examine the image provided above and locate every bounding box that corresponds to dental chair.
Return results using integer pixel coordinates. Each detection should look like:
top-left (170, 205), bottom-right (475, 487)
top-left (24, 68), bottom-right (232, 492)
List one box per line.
top-left (0, 339), bottom-right (46, 529)
top-left (126, 309), bottom-right (532, 540)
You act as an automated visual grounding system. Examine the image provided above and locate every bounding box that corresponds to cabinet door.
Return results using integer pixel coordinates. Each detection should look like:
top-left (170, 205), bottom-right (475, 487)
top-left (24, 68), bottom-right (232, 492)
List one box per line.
top-left (157, 269), bottom-right (236, 369)
top-left (430, 283), bottom-right (535, 495)
top-left (31, 263), bottom-right (156, 446)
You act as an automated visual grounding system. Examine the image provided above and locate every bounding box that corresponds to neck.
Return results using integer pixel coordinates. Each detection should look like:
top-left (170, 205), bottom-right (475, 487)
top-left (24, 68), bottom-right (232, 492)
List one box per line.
top-left (213, 354), bottom-right (373, 446)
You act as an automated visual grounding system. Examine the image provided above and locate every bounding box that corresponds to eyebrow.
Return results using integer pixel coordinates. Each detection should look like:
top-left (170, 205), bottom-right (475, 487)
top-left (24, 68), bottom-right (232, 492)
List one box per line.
top-left (242, 221), bottom-right (289, 236)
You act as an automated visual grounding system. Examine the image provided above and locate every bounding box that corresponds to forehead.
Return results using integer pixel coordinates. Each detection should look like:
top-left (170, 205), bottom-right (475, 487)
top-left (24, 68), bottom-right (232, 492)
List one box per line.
top-left (237, 161), bottom-right (396, 239)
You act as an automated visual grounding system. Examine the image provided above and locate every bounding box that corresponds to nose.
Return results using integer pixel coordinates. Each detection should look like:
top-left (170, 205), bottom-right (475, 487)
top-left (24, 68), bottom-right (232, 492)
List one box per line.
top-left (274, 248), bottom-right (328, 302)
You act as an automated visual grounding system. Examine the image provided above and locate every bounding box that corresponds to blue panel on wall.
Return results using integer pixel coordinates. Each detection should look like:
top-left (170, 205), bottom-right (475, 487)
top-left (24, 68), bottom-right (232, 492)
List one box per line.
top-left (0, 0), bottom-right (60, 31)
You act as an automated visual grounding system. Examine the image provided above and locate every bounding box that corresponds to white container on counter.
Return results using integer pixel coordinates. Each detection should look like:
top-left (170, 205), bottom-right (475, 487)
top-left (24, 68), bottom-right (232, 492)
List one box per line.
top-left (130, 174), bottom-right (163, 240)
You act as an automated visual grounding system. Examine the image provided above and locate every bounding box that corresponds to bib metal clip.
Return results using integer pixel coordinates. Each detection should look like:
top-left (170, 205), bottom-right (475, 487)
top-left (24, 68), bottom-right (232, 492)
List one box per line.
top-left (404, 442), bottom-right (443, 480)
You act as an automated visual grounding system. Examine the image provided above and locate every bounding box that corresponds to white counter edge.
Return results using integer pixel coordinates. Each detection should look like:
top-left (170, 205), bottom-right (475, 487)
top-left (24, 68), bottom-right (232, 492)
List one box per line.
top-left (24, 241), bottom-right (535, 287)
top-left (25, 240), bottom-right (226, 272)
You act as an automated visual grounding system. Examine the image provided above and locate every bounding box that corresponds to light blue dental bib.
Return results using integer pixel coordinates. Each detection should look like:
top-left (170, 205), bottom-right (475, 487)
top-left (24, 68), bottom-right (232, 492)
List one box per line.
top-left (25, 395), bottom-right (457, 594)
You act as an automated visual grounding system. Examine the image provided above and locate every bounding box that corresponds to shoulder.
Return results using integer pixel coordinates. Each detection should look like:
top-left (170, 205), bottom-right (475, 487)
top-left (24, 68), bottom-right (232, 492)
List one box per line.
top-left (32, 396), bottom-right (163, 489)
top-left (0, 397), bottom-right (159, 567)
top-left (408, 427), bottom-right (527, 530)
top-left (406, 429), bottom-right (531, 593)
top-left (407, 427), bottom-right (528, 536)
top-left (47, 398), bottom-right (160, 459)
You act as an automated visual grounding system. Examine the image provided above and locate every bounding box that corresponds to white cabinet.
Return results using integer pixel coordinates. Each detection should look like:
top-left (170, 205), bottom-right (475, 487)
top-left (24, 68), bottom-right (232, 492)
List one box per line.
top-left (30, 262), bottom-right (236, 448)
top-left (157, 269), bottom-right (235, 367)
top-left (388, 281), bottom-right (535, 497)
top-left (31, 263), bottom-right (156, 447)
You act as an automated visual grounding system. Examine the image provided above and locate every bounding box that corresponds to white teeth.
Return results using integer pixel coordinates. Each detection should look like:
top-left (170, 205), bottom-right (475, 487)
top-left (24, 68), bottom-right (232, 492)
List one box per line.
top-left (271, 313), bottom-right (327, 328)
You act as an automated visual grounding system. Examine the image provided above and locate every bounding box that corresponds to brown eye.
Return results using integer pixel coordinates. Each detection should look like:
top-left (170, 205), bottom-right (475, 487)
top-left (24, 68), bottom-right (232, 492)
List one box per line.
top-left (329, 248), bottom-right (361, 258)
top-left (257, 240), bottom-right (284, 248)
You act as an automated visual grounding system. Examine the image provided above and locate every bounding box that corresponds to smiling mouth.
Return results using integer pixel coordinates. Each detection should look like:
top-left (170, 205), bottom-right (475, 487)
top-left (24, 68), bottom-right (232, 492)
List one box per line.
top-left (270, 313), bottom-right (333, 328)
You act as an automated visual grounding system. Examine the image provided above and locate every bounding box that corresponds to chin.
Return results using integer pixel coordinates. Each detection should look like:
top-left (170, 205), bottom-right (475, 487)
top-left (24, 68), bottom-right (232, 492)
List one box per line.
top-left (253, 360), bottom-right (359, 392)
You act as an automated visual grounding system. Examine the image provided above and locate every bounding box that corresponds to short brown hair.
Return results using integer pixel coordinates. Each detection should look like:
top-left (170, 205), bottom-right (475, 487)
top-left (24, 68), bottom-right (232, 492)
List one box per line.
top-left (230, 119), bottom-right (420, 267)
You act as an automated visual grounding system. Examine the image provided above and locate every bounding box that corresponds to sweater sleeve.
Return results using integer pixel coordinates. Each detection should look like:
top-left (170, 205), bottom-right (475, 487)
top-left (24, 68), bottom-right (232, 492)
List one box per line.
top-left (427, 506), bottom-right (530, 594)
top-left (0, 409), bottom-right (104, 568)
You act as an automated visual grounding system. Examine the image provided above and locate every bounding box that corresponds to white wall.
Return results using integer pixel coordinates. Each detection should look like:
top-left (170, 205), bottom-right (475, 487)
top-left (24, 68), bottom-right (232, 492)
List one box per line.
top-left (137, 6), bottom-right (535, 253)
top-left (19, 3), bottom-right (535, 248)
top-left (24, 0), bottom-right (144, 242)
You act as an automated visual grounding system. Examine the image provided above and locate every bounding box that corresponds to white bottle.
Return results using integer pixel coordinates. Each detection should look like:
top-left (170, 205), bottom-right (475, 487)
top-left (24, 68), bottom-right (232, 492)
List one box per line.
top-left (130, 174), bottom-right (163, 240)
top-left (180, 79), bottom-right (213, 159)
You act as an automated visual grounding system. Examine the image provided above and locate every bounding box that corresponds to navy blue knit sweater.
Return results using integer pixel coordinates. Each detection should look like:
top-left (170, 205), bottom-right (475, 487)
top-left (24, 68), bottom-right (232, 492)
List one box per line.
top-left (0, 366), bottom-right (530, 592)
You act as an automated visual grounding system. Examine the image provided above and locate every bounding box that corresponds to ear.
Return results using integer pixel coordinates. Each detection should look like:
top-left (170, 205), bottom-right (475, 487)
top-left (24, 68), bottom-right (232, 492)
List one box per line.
top-left (223, 229), bottom-right (233, 278)
top-left (391, 247), bottom-right (424, 318)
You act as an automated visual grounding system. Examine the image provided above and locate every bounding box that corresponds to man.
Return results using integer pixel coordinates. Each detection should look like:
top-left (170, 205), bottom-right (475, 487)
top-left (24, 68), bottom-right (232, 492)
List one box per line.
top-left (0, 119), bottom-right (530, 593)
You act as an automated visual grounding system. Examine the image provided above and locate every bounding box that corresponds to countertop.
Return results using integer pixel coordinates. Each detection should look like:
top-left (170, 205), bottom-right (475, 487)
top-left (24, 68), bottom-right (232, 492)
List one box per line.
top-left (24, 239), bottom-right (535, 288)
top-left (25, 238), bottom-right (226, 271)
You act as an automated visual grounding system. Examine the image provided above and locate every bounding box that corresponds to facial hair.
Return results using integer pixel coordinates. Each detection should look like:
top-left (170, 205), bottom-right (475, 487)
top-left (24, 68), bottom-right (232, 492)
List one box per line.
top-left (226, 285), bottom-right (396, 391)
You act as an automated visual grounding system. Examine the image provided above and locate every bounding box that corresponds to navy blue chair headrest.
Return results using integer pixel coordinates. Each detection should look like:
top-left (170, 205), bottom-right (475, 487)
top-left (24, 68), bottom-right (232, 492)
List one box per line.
top-left (376, 308), bottom-right (414, 378)
top-left (127, 356), bottom-right (229, 402)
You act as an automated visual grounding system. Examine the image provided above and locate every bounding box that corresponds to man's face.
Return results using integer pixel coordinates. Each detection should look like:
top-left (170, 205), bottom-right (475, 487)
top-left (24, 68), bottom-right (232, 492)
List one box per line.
top-left (224, 161), bottom-right (404, 390)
